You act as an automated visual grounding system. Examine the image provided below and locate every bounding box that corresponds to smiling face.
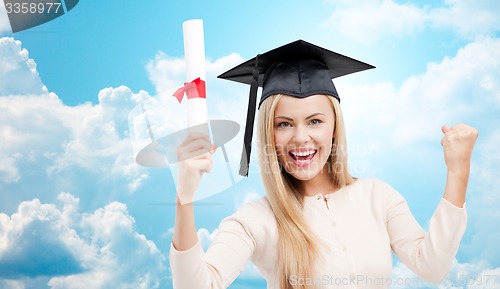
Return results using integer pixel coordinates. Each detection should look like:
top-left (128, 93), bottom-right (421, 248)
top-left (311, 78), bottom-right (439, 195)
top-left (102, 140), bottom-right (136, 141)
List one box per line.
top-left (273, 94), bottom-right (335, 181)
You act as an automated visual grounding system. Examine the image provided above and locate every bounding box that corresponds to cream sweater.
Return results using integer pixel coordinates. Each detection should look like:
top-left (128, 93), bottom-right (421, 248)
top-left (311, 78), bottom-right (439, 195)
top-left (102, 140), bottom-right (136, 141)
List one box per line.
top-left (169, 178), bottom-right (467, 289)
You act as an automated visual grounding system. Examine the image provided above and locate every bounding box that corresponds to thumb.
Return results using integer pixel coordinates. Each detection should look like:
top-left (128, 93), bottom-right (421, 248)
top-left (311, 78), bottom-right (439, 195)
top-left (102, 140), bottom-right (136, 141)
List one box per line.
top-left (441, 125), bottom-right (451, 134)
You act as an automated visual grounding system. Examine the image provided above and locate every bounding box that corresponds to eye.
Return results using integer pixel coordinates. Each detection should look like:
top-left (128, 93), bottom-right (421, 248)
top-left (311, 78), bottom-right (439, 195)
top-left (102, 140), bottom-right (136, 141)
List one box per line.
top-left (310, 119), bottom-right (323, 125)
top-left (276, 122), bottom-right (291, 128)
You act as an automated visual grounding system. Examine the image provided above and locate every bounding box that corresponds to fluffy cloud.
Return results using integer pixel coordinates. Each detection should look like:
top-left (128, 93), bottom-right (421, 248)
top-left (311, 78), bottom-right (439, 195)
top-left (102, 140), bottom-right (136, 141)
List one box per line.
top-left (429, 0), bottom-right (500, 38)
top-left (322, 0), bottom-right (500, 43)
top-left (461, 129), bottom-right (500, 266)
top-left (322, 0), bottom-right (426, 43)
top-left (0, 38), bottom-right (46, 95)
top-left (0, 195), bottom-right (84, 278)
top-left (391, 260), bottom-right (500, 289)
top-left (340, 36), bottom-right (500, 148)
top-left (0, 37), bottom-right (149, 192)
top-left (235, 190), bottom-right (262, 210)
top-left (0, 193), bottom-right (166, 288)
top-left (197, 227), bottom-right (219, 250)
top-left (0, 89), bottom-right (149, 192)
top-left (47, 86), bottom-right (150, 182)
top-left (0, 279), bottom-right (25, 289)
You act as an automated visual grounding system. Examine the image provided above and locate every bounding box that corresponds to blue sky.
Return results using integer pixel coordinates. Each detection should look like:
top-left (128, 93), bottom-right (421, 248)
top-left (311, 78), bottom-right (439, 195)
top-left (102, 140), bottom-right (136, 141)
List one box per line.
top-left (1, 0), bottom-right (499, 288)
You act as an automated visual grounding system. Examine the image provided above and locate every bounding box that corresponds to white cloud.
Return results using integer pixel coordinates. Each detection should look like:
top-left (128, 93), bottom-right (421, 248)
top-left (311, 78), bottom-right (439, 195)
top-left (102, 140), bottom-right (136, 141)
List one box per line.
top-left (48, 201), bottom-right (165, 289)
top-left (390, 261), bottom-right (430, 288)
top-left (460, 129), bottom-right (500, 265)
top-left (0, 196), bottom-right (86, 279)
top-left (197, 227), bottom-right (219, 250)
top-left (322, 0), bottom-right (500, 43)
top-left (340, 36), bottom-right (500, 148)
top-left (0, 193), bottom-right (166, 288)
top-left (235, 190), bottom-right (262, 210)
top-left (0, 279), bottom-right (25, 289)
top-left (322, 0), bottom-right (426, 43)
top-left (391, 260), bottom-right (500, 289)
top-left (0, 38), bottom-right (47, 95)
top-left (429, 0), bottom-right (500, 38)
top-left (0, 154), bottom-right (20, 183)
top-left (0, 37), bottom-right (150, 192)
top-left (146, 52), bottom-right (186, 99)
top-left (0, 90), bottom-right (149, 192)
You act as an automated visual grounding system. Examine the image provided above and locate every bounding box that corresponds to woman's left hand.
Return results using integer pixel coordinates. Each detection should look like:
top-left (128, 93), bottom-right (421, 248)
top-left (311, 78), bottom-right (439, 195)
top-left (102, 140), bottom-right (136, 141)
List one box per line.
top-left (441, 123), bottom-right (478, 174)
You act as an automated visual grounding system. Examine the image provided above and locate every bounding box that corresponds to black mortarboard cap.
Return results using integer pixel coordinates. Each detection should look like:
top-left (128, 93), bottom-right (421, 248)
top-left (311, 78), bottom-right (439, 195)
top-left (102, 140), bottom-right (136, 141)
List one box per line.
top-left (218, 40), bottom-right (375, 176)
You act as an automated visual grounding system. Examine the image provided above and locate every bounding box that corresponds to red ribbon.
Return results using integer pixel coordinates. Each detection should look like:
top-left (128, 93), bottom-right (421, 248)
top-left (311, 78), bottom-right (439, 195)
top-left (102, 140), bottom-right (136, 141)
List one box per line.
top-left (172, 77), bottom-right (206, 103)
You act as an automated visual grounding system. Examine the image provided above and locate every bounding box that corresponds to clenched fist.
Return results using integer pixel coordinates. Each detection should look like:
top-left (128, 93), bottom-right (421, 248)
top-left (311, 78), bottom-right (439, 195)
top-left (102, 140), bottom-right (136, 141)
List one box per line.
top-left (440, 123), bottom-right (478, 174)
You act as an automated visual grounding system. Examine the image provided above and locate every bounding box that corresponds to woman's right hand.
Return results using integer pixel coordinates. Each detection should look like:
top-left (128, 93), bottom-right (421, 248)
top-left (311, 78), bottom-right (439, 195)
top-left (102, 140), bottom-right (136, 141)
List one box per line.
top-left (176, 133), bottom-right (216, 204)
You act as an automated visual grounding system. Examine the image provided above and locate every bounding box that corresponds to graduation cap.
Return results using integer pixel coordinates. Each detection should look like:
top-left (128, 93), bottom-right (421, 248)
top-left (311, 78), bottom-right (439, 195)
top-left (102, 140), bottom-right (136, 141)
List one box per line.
top-left (218, 39), bottom-right (375, 177)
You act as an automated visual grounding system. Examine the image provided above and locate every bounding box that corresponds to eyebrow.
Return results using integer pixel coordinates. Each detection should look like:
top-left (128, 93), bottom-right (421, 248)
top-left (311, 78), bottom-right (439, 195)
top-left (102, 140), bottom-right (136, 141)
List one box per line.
top-left (274, 113), bottom-right (325, 121)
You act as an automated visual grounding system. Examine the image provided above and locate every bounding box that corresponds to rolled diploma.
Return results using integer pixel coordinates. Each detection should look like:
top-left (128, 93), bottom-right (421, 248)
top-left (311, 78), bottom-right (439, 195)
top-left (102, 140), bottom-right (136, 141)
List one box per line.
top-left (183, 19), bottom-right (208, 127)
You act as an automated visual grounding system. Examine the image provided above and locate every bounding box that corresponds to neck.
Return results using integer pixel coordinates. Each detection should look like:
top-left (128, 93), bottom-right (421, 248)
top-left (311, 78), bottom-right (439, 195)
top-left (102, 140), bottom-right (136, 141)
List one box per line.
top-left (298, 166), bottom-right (338, 197)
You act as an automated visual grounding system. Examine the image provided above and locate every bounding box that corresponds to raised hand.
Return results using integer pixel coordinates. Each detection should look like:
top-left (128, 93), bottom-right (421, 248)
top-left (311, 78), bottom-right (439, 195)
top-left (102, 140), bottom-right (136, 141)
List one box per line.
top-left (440, 123), bottom-right (478, 207)
top-left (441, 124), bottom-right (478, 174)
top-left (176, 133), bottom-right (216, 204)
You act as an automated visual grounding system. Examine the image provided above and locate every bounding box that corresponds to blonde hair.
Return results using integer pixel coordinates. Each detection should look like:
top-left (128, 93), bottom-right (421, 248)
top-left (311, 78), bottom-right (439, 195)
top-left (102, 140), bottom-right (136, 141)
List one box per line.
top-left (257, 94), bottom-right (354, 289)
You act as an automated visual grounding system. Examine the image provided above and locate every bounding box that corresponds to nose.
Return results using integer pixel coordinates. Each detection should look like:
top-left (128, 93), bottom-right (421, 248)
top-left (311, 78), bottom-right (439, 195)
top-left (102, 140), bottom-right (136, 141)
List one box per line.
top-left (292, 125), bottom-right (311, 144)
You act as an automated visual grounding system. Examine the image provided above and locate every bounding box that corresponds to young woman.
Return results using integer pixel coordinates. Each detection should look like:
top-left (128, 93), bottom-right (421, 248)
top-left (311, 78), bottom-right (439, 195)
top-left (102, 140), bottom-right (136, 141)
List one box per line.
top-left (170, 40), bottom-right (478, 289)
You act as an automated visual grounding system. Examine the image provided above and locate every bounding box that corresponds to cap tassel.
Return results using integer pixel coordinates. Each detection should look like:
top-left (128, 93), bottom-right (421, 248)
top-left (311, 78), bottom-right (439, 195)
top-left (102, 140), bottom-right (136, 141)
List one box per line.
top-left (239, 55), bottom-right (260, 176)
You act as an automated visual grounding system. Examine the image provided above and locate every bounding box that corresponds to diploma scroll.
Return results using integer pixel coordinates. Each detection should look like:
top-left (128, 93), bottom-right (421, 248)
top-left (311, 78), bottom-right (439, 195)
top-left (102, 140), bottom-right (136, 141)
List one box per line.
top-left (182, 19), bottom-right (208, 128)
top-left (128, 19), bottom-right (241, 204)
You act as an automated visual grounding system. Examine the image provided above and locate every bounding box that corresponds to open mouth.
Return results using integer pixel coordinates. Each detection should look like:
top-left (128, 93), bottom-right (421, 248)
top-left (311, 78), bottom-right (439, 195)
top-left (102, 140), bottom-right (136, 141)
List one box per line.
top-left (289, 150), bottom-right (317, 166)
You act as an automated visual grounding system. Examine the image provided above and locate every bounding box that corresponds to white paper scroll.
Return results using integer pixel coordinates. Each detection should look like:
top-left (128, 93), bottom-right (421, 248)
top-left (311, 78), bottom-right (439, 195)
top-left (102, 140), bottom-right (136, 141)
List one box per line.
top-left (128, 19), bottom-right (242, 205)
top-left (183, 19), bottom-right (208, 127)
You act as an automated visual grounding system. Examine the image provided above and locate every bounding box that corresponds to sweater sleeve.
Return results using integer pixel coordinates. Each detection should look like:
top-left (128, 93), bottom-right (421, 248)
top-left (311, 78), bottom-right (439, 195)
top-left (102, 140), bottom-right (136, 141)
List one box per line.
top-left (169, 200), bottom-right (264, 289)
top-left (384, 183), bottom-right (467, 284)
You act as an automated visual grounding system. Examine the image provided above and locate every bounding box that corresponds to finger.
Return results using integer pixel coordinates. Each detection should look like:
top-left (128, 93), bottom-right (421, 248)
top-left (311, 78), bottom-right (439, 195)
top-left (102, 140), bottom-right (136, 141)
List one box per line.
top-left (441, 125), bottom-right (451, 134)
top-left (179, 146), bottom-right (212, 161)
top-left (185, 138), bottom-right (211, 152)
top-left (180, 132), bottom-right (210, 146)
top-left (179, 138), bottom-right (212, 158)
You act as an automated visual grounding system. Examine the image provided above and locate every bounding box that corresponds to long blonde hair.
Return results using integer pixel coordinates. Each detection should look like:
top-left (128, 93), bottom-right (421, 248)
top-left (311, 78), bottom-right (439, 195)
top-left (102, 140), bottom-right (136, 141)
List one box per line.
top-left (257, 94), bottom-right (354, 289)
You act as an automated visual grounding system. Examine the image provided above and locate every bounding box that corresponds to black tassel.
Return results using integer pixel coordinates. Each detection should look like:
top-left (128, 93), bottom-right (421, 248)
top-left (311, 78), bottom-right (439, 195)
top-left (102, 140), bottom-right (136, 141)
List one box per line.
top-left (239, 55), bottom-right (260, 177)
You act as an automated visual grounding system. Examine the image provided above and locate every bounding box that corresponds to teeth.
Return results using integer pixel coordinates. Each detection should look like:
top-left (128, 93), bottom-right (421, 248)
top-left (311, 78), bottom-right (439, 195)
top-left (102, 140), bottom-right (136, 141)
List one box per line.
top-left (291, 150), bottom-right (315, 157)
